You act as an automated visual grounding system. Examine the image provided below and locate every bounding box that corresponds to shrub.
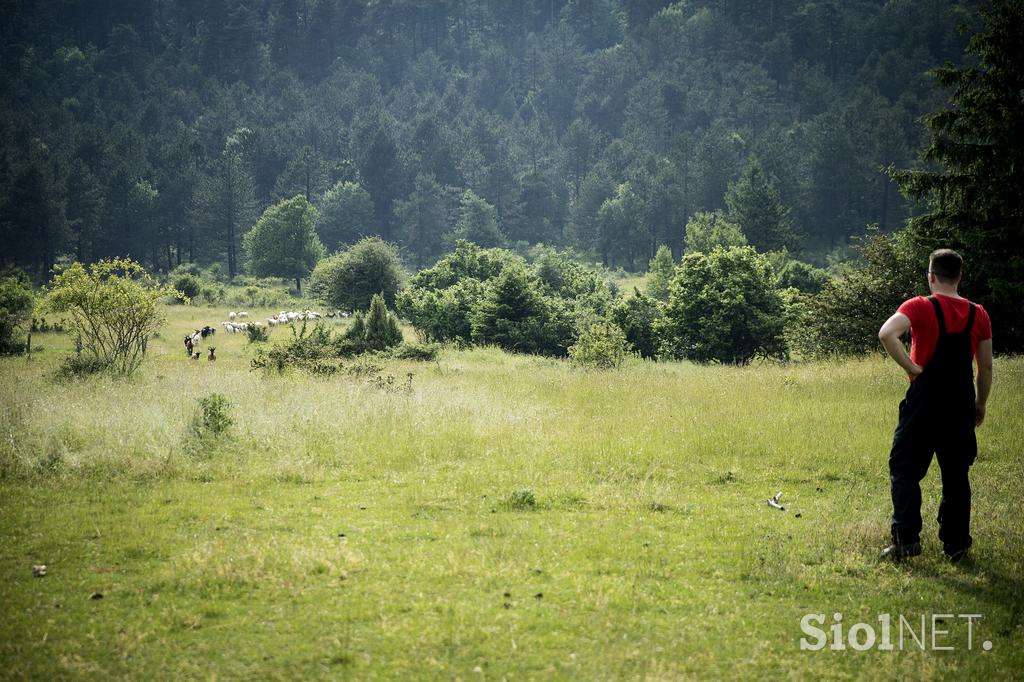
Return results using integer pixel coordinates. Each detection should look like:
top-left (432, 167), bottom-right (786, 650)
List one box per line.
top-left (191, 393), bottom-right (233, 440)
top-left (504, 489), bottom-right (537, 510)
top-left (397, 241), bottom-right (520, 344)
top-left (251, 320), bottom-right (340, 374)
top-left (0, 272), bottom-right (34, 355)
top-left (39, 258), bottom-right (178, 376)
top-left (389, 342), bottom-right (439, 361)
top-left (199, 285), bottom-right (223, 305)
top-left (171, 273), bottom-right (202, 301)
top-left (569, 321), bottom-right (631, 369)
top-left (656, 246), bottom-right (786, 364)
top-left (362, 293), bottom-right (403, 351)
top-left (246, 323), bottom-right (269, 343)
top-left (470, 263), bottom-right (574, 356)
top-left (54, 354), bottom-right (111, 380)
top-left (339, 294), bottom-right (403, 354)
top-left (794, 229), bottom-right (921, 358)
top-left (398, 279), bottom-right (485, 344)
top-left (309, 237), bottom-right (404, 311)
top-left (610, 290), bottom-right (663, 359)
top-left (767, 252), bottom-right (831, 294)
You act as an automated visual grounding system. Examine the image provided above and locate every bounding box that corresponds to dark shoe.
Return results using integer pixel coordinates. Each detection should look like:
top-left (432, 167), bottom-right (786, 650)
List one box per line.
top-left (880, 541), bottom-right (922, 561)
top-left (945, 540), bottom-right (972, 564)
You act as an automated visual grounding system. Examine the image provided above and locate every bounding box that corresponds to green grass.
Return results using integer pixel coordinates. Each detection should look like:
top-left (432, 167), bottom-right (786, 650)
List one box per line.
top-left (1, 304), bottom-right (1022, 679)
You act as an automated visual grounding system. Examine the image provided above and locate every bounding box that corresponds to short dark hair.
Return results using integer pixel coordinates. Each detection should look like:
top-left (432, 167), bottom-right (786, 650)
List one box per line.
top-left (929, 249), bottom-right (963, 283)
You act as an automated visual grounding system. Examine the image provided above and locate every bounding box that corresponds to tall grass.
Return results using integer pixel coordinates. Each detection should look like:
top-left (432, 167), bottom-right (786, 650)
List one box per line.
top-left (1, 303), bottom-right (1021, 678)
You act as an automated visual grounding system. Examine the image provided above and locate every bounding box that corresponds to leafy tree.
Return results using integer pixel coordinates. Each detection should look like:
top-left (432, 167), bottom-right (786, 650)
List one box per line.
top-left (888, 1), bottom-right (1024, 351)
top-left (646, 245), bottom-right (675, 301)
top-left (771, 255), bottom-right (831, 294)
top-left (793, 229), bottom-right (921, 358)
top-left (243, 195), bottom-right (324, 292)
top-left (725, 157), bottom-right (795, 252)
top-left (531, 246), bottom-right (615, 320)
top-left (317, 181), bottom-right (375, 253)
top-left (449, 190), bottom-right (505, 248)
top-left (398, 279), bottom-right (487, 345)
top-left (171, 273), bottom-right (202, 301)
top-left (657, 246), bottom-right (787, 364)
top-left (397, 241), bottom-right (521, 344)
top-left (38, 258), bottom-right (178, 376)
top-left (0, 271), bottom-right (34, 354)
top-left (308, 237), bottom-right (404, 311)
top-left (684, 211), bottom-right (747, 254)
top-left (611, 290), bottom-right (663, 359)
top-left (597, 182), bottom-right (650, 270)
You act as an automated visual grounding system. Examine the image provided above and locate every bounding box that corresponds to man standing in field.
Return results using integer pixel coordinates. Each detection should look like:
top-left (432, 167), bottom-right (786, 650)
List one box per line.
top-left (877, 249), bottom-right (993, 562)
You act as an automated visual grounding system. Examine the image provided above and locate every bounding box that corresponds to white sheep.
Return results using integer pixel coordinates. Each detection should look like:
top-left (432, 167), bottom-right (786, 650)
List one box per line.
top-left (267, 317), bottom-right (278, 327)
top-left (239, 311), bottom-right (249, 319)
top-left (228, 311), bottom-right (237, 321)
top-left (222, 322), bottom-right (236, 334)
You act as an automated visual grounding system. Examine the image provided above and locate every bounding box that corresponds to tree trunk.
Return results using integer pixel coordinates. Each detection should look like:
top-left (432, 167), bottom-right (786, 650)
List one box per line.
top-left (295, 277), bottom-right (302, 293)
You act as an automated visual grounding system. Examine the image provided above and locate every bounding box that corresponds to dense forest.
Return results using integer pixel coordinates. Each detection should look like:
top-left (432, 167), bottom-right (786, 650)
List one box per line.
top-left (0, 0), bottom-right (988, 279)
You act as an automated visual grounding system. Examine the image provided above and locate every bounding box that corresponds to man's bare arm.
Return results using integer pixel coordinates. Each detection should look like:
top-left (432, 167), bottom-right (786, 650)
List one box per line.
top-left (878, 312), bottom-right (923, 377)
top-left (975, 338), bottom-right (993, 426)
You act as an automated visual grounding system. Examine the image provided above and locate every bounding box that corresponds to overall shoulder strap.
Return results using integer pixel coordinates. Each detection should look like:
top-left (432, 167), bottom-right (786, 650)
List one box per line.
top-left (928, 296), bottom-right (946, 335)
top-left (964, 302), bottom-right (977, 335)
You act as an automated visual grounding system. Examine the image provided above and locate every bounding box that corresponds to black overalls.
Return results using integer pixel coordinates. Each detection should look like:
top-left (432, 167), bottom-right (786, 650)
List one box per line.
top-left (889, 296), bottom-right (977, 554)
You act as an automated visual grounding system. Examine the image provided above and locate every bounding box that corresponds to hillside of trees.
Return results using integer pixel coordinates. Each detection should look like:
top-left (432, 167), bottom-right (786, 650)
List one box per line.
top-left (0, 0), bottom-right (986, 278)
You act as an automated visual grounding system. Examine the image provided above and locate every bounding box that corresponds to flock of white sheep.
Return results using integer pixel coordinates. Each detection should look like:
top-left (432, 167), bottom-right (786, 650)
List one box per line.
top-left (220, 309), bottom-right (348, 334)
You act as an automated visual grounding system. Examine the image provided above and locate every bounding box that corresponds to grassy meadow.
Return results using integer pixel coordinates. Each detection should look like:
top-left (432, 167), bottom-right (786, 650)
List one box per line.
top-left (1, 304), bottom-right (1022, 679)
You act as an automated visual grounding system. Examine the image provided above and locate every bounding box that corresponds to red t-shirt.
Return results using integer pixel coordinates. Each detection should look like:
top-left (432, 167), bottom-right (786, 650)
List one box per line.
top-left (897, 293), bottom-right (992, 370)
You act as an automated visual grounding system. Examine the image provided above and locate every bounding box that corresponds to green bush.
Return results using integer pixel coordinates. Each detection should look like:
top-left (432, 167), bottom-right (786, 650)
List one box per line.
top-left (569, 321), bottom-right (631, 369)
top-left (191, 393), bottom-right (233, 440)
top-left (39, 258), bottom-right (177, 376)
top-left (309, 237), bottom-right (404, 311)
top-left (54, 354), bottom-right (111, 380)
top-left (610, 290), bottom-right (663, 359)
top-left (656, 247), bottom-right (787, 364)
top-left (504, 489), bottom-right (537, 511)
top-left (768, 252), bottom-right (831, 294)
top-left (389, 342), bottom-right (439, 361)
top-left (470, 263), bottom-right (574, 356)
top-left (793, 229), bottom-right (921, 358)
top-left (362, 293), bottom-right (403, 351)
top-left (171, 274), bottom-right (202, 302)
top-left (0, 272), bottom-right (34, 355)
top-left (339, 294), bottom-right (403, 355)
top-left (199, 285), bottom-right (224, 305)
top-left (251, 320), bottom-right (339, 374)
top-left (246, 323), bottom-right (269, 343)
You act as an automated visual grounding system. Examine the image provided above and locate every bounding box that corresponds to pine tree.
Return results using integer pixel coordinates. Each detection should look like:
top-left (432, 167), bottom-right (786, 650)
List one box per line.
top-left (888, 1), bottom-right (1024, 351)
top-left (725, 157), bottom-right (795, 252)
